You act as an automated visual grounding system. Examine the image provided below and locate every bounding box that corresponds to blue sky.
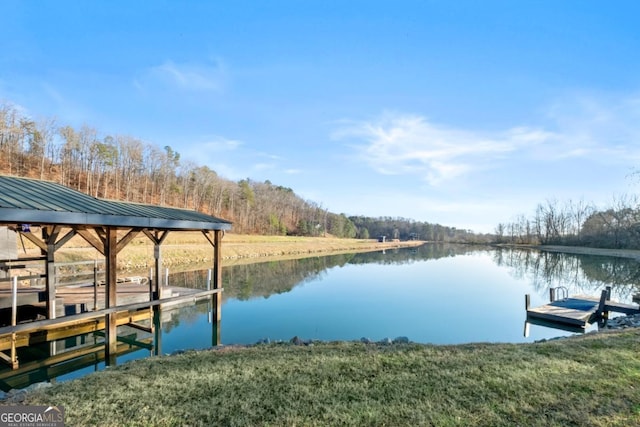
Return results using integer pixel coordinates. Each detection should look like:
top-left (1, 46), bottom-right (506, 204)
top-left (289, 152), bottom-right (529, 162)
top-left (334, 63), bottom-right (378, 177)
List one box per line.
top-left (2, 1), bottom-right (640, 232)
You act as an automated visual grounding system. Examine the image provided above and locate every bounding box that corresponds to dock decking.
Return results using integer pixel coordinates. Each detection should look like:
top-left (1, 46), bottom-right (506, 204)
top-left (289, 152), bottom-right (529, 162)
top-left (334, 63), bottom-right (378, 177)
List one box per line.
top-left (526, 287), bottom-right (640, 330)
top-left (0, 279), bottom-right (221, 369)
top-left (526, 295), bottom-right (601, 327)
top-left (0, 280), bottom-right (210, 323)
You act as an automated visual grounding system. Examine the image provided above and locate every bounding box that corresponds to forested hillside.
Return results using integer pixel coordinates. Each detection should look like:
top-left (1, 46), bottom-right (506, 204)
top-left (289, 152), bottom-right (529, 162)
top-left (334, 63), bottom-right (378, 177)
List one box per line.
top-left (0, 102), bottom-right (485, 242)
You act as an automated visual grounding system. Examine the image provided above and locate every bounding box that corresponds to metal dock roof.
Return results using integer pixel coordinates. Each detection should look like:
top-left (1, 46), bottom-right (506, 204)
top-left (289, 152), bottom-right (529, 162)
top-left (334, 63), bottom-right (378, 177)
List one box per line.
top-left (0, 175), bottom-right (232, 231)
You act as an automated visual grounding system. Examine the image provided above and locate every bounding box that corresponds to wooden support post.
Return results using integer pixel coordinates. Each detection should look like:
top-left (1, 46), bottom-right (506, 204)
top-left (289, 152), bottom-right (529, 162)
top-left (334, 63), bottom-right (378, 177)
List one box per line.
top-left (213, 230), bottom-right (222, 323)
top-left (207, 269), bottom-right (212, 323)
top-left (143, 230), bottom-right (169, 301)
top-left (549, 288), bottom-right (555, 302)
top-left (212, 305), bottom-right (220, 347)
top-left (525, 294), bottom-right (530, 310)
top-left (597, 289), bottom-right (609, 320)
top-left (211, 230), bottom-right (223, 345)
top-left (153, 305), bottom-right (162, 357)
top-left (104, 227), bottom-right (118, 366)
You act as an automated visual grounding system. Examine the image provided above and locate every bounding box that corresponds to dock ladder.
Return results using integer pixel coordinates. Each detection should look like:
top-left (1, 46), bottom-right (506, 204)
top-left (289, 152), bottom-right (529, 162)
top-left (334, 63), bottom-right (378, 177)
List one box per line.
top-left (549, 286), bottom-right (568, 302)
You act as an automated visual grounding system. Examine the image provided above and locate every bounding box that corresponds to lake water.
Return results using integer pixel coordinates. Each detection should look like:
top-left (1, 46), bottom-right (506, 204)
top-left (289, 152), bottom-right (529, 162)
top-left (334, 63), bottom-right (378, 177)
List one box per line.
top-left (179, 244), bottom-right (638, 347)
top-left (2, 244), bottom-right (639, 390)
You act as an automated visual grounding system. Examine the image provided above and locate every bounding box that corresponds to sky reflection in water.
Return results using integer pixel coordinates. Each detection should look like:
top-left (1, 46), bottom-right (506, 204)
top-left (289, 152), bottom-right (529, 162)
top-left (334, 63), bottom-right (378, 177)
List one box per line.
top-left (220, 250), bottom-right (579, 346)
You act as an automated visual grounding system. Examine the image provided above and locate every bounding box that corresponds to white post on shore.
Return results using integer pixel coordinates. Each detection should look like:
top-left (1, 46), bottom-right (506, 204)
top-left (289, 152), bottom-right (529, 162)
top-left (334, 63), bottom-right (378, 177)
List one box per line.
top-left (149, 267), bottom-right (154, 301)
top-left (11, 276), bottom-right (17, 327)
top-left (93, 260), bottom-right (98, 311)
top-left (11, 276), bottom-right (18, 368)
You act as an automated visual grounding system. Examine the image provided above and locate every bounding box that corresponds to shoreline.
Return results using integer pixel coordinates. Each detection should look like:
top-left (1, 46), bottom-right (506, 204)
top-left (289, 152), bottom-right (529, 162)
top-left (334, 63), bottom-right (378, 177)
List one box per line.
top-left (43, 234), bottom-right (640, 271)
top-left (51, 235), bottom-right (427, 271)
top-left (498, 243), bottom-right (640, 260)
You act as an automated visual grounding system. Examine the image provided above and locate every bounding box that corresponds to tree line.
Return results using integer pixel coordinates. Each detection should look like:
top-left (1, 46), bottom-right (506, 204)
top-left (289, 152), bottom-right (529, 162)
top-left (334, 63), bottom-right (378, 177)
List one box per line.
top-left (0, 101), bottom-right (480, 241)
top-left (348, 216), bottom-right (491, 243)
top-left (495, 195), bottom-right (640, 249)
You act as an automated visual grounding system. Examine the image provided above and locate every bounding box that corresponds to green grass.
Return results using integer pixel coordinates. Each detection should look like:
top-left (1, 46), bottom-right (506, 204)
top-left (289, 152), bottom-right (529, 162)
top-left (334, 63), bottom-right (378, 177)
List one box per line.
top-left (23, 329), bottom-right (640, 426)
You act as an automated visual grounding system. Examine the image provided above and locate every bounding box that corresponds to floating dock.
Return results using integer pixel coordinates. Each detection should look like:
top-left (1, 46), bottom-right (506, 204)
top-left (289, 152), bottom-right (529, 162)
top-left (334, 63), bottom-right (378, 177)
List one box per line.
top-left (526, 287), bottom-right (640, 330)
top-left (526, 295), bottom-right (601, 327)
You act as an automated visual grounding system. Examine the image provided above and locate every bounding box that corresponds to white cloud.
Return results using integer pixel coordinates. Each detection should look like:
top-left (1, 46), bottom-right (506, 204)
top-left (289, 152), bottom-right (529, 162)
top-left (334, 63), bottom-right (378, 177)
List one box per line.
top-left (334, 113), bottom-right (545, 185)
top-left (182, 138), bottom-right (301, 181)
top-left (541, 92), bottom-right (640, 162)
top-left (254, 162), bottom-right (275, 171)
top-left (135, 58), bottom-right (227, 92)
top-left (202, 162), bottom-right (241, 180)
top-left (334, 95), bottom-right (640, 185)
top-left (180, 135), bottom-right (244, 180)
top-left (182, 136), bottom-right (242, 168)
top-left (201, 136), bottom-right (242, 151)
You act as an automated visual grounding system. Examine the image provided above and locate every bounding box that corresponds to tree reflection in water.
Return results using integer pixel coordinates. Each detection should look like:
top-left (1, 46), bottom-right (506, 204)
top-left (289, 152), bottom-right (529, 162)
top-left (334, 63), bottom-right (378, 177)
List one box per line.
top-left (165, 244), bottom-right (640, 333)
top-left (493, 247), bottom-right (640, 301)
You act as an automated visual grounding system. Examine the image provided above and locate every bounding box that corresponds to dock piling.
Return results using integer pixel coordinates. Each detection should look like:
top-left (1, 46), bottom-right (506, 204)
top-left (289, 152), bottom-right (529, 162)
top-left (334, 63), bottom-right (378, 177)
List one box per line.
top-left (597, 289), bottom-right (609, 320)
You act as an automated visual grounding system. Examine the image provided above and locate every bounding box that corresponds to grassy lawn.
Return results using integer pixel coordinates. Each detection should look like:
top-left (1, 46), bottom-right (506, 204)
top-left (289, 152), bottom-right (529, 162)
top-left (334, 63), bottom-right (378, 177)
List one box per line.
top-left (22, 329), bottom-right (640, 426)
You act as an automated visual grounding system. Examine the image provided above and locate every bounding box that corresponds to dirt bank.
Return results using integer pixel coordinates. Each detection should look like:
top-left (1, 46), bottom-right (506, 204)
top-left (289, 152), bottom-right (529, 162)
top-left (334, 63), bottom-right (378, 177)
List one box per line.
top-left (48, 234), bottom-right (426, 271)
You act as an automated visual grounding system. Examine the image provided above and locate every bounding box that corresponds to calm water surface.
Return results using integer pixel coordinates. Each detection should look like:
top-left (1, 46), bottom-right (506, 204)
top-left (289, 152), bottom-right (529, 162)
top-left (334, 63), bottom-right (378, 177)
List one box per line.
top-left (170, 244), bottom-right (640, 347)
top-left (3, 244), bottom-right (639, 389)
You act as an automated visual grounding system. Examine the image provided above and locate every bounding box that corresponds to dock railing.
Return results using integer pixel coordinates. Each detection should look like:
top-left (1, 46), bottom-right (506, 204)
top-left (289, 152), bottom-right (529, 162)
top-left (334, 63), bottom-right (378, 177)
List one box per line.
top-left (0, 257), bottom-right (48, 288)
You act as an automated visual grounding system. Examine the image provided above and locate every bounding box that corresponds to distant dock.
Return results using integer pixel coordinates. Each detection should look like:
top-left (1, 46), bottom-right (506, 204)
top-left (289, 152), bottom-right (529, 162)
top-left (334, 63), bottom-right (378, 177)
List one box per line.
top-left (526, 286), bottom-right (640, 331)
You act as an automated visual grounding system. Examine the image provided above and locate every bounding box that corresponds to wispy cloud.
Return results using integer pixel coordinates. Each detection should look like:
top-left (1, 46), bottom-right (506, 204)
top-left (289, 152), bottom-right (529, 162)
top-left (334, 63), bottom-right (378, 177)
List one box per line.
top-left (201, 136), bottom-right (242, 151)
top-left (334, 113), bottom-right (545, 185)
top-left (541, 93), bottom-right (640, 162)
top-left (334, 94), bottom-right (640, 185)
top-left (182, 135), bottom-right (303, 181)
top-left (134, 58), bottom-right (227, 92)
top-left (254, 162), bottom-right (276, 172)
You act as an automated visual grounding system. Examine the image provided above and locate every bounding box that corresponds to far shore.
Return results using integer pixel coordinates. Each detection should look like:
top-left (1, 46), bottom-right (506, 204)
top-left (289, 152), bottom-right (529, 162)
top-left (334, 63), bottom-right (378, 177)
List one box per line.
top-left (503, 243), bottom-right (640, 261)
top-left (49, 234), bottom-right (427, 272)
top-left (43, 236), bottom-right (640, 272)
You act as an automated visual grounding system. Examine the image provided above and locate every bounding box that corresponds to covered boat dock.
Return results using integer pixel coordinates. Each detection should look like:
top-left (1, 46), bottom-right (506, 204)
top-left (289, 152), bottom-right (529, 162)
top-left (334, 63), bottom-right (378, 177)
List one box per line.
top-left (0, 174), bottom-right (232, 369)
